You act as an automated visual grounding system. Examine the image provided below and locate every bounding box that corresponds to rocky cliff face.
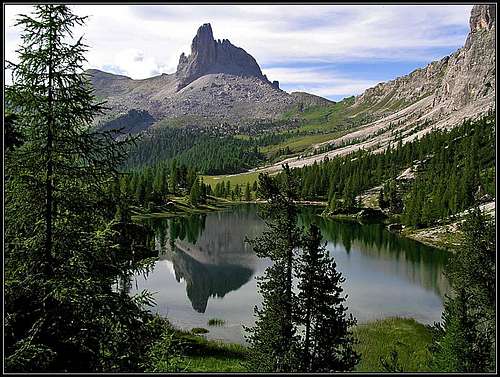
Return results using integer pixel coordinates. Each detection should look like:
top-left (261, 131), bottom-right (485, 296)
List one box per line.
top-left (352, 4), bottom-right (495, 124)
top-left (469, 3), bottom-right (495, 32)
top-left (433, 4), bottom-right (495, 111)
top-left (176, 23), bottom-right (266, 90)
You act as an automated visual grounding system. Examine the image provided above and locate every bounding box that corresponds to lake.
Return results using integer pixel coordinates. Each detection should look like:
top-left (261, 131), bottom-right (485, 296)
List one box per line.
top-left (132, 204), bottom-right (450, 344)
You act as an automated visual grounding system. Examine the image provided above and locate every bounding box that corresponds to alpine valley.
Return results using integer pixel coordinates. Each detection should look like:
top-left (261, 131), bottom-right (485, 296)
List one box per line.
top-left (87, 4), bottom-right (495, 177)
top-left (5, 3), bottom-right (497, 374)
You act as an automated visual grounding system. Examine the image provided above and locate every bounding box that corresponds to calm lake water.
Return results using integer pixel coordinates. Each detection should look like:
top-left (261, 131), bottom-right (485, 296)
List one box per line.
top-left (132, 204), bottom-right (450, 344)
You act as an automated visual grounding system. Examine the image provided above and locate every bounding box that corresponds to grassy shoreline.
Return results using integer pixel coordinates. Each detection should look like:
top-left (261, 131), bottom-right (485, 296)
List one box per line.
top-left (174, 329), bottom-right (249, 372)
top-left (353, 317), bottom-right (434, 372)
top-left (173, 317), bottom-right (434, 373)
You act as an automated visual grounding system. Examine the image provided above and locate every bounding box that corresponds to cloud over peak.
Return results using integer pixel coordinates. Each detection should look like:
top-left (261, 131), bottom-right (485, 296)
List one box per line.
top-left (4, 4), bottom-right (472, 100)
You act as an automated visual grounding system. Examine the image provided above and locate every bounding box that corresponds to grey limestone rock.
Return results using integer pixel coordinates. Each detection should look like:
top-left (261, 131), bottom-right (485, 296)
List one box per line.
top-left (176, 23), bottom-right (266, 90)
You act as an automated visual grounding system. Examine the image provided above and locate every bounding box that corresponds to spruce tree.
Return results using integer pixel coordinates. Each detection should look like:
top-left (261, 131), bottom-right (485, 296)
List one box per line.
top-left (329, 192), bottom-right (338, 213)
top-left (430, 208), bottom-right (496, 372)
top-left (169, 159), bottom-right (178, 195)
top-left (245, 164), bottom-right (302, 372)
top-left (296, 224), bottom-right (359, 372)
top-left (189, 178), bottom-right (201, 206)
top-left (244, 182), bottom-right (251, 201)
top-left (5, 5), bottom-right (158, 372)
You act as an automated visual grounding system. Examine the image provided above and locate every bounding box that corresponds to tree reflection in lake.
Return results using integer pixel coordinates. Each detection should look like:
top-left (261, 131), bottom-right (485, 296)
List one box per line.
top-left (297, 206), bottom-right (450, 298)
top-left (133, 204), bottom-right (450, 343)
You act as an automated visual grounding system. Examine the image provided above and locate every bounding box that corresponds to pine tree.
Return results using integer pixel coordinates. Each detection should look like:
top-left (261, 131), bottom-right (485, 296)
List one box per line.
top-left (252, 180), bottom-right (258, 192)
top-left (214, 182), bottom-right (221, 197)
top-left (5, 5), bottom-right (158, 371)
top-left (245, 164), bottom-right (302, 372)
top-left (328, 192), bottom-right (338, 213)
top-left (430, 208), bottom-right (495, 372)
top-left (235, 184), bottom-right (241, 201)
top-left (296, 224), bottom-right (359, 372)
top-left (189, 178), bottom-right (201, 207)
top-left (245, 182), bottom-right (251, 201)
top-left (186, 167), bottom-right (197, 191)
top-left (430, 289), bottom-right (491, 372)
top-left (136, 177), bottom-right (146, 204)
top-left (378, 187), bottom-right (387, 209)
top-left (169, 159), bottom-right (178, 195)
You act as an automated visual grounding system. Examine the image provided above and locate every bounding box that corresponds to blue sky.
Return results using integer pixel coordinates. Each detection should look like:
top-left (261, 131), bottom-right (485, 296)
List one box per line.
top-left (4, 4), bottom-right (473, 101)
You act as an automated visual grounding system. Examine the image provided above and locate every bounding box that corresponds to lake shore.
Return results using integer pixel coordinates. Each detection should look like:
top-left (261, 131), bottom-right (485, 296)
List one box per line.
top-left (133, 198), bottom-right (459, 251)
top-left (170, 316), bottom-right (434, 372)
top-left (131, 195), bottom-right (237, 220)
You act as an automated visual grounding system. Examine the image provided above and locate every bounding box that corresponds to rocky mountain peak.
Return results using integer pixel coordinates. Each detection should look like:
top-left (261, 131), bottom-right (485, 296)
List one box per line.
top-left (176, 23), bottom-right (267, 90)
top-left (469, 4), bottom-right (495, 32)
top-left (190, 23), bottom-right (216, 63)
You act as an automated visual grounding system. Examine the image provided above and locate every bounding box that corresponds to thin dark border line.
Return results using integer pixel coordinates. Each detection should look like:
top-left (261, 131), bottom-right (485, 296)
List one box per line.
top-left (2, 2), bottom-right (497, 375)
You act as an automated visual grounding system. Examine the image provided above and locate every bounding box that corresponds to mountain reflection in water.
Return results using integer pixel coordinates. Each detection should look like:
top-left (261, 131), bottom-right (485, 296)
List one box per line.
top-left (134, 204), bottom-right (450, 343)
top-left (144, 205), bottom-right (262, 313)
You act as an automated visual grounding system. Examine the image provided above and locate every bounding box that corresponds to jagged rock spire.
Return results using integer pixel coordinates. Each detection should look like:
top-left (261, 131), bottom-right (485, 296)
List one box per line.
top-left (175, 23), bottom-right (267, 90)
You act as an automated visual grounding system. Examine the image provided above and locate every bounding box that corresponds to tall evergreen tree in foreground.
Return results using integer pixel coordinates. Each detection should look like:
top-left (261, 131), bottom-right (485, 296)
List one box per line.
top-left (430, 207), bottom-right (495, 372)
top-left (297, 224), bottom-right (360, 372)
top-left (5, 5), bottom-right (158, 372)
top-left (246, 165), bottom-right (359, 372)
top-left (245, 164), bottom-right (303, 372)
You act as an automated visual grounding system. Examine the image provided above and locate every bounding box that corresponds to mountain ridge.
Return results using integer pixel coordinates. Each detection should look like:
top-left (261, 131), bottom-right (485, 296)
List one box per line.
top-left (242, 4), bottom-right (495, 175)
top-left (88, 4), bottom-right (495, 171)
top-left (86, 23), bottom-right (333, 132)
top-left (175, 23), bottom-right (272, 90)
top-left (352, 4), bottom-right (495, 122)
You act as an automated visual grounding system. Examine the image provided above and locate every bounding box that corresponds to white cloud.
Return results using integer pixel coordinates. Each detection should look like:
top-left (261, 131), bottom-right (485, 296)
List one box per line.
top-left (264, 67), bottom-right (380, 97)
top-left (4, 4), bottom-right (473, 96)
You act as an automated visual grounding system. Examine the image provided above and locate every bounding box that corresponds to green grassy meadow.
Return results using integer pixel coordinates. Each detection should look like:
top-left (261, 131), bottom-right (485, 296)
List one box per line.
top-left (353, 317), bottom-right (434, 372)
top-left (167, 317), bottom-right (434, 373)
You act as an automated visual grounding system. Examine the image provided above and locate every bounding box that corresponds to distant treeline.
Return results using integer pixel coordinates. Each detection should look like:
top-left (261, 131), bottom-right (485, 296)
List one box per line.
top-left (124, 113), bottom-right (495, 228)
top-left (122, 125), bottom-right (318, 175)
top-left (123, 127), bottom-right (264, 175)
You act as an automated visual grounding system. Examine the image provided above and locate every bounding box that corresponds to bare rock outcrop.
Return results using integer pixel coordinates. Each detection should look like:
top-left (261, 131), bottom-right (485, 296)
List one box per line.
top-left (353, 4), bottom-right (496, 124)
top-left (434, 4), bottom-right (496, 110)
top-left (469, 3), bottom-right (495, 32)
top-left (176, 23), bottom-right (266, 90)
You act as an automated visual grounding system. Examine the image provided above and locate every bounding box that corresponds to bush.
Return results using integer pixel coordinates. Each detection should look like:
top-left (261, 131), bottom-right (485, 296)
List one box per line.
top-left (208, 318), bottom-right (225, 327)
top-left (191, 328), bottom-right (209, 334)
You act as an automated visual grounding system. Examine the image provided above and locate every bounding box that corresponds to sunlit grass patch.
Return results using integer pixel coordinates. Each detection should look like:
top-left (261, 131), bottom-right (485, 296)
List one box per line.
top-left (353, 317), bottom-right (434, 372)
top-left (207, 318), bottom-right (225, 327)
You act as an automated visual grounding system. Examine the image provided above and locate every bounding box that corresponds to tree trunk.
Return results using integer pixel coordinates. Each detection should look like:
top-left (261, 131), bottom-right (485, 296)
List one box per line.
top-left (304, 306), bottom-right (311, 370)
top-left (45, 12), bottom-right (55, 270)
